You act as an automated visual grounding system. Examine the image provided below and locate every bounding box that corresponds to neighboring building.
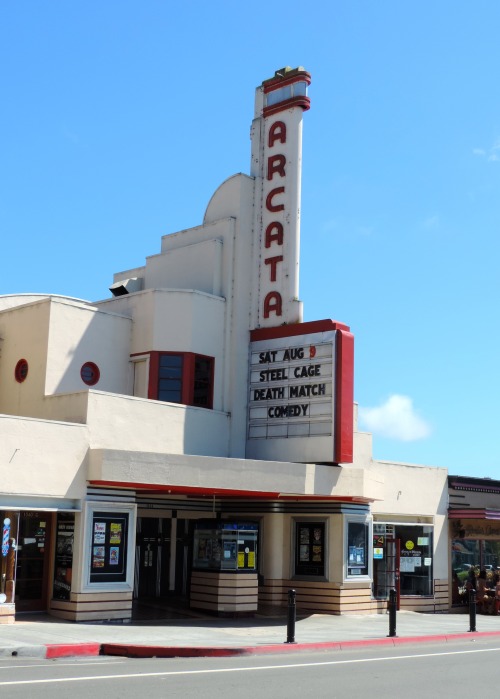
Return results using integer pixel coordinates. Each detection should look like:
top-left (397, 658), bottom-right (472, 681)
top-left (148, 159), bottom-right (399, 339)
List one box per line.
top-left (449, 475), bottom-right (500, 603)
top-left (0, 67), bottom-right (448, 624)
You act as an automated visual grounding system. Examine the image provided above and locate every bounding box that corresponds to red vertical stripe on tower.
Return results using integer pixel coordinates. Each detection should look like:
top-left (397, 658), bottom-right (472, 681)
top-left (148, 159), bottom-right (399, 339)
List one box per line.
top-left (335, 329), bottom-right (354, 463)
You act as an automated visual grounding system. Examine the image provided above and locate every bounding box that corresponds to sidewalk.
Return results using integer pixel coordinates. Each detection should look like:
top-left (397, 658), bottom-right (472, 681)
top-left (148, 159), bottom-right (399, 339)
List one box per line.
top-left (2, 608), bottom-right (500, 659)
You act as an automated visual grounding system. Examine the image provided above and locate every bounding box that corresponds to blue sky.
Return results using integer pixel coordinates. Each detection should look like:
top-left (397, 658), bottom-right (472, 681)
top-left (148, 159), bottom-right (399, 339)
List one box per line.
top-left (2, 2), bottom-right (499, 477)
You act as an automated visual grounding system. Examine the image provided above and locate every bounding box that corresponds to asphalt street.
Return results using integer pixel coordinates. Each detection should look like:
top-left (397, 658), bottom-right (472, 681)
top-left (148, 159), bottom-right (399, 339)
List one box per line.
top-left (1, 637), bottom-right (500, 698)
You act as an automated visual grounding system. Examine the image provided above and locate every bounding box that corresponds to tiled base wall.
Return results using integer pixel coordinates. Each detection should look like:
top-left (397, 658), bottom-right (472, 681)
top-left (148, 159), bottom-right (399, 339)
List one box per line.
top-left (0, 604), bottom-right (15, 624)
top-left (190, 571), bottom-right (258, 614)
top-left (259, 579), bottom-right (449, 615)
top-left (49, 592), bottom-right (133, 622)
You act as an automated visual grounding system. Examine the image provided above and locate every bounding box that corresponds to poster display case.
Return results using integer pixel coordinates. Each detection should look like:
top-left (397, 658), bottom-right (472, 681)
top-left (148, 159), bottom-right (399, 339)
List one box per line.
top-left (89, 511), bottom-right (129, 583)
top-left (192, 520), bottom-right (258, 572)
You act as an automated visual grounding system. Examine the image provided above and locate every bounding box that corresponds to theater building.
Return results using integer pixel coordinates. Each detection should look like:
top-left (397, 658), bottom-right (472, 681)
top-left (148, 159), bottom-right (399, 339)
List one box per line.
top-left (0, 67), bottom-right (448, 623)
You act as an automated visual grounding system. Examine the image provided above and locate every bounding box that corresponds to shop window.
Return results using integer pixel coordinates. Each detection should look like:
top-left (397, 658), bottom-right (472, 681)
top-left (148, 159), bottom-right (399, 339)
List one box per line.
top-left (53, 513), bottom-right (75, 601)
top-left (294, 521), bottom-right (326, 578)
top-left (149, 352), bottom-right (214, 409)
top-left (376, 523), bottom-right (434, 596)
top-left (345, 516), bottom-right (370, 578)
top-left (451, 538), bottom-right (500, 574)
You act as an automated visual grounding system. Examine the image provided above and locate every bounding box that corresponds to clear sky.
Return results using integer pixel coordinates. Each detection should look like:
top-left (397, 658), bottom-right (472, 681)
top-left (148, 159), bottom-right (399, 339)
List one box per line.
top-left (2, 2), bottom-right (499, 477)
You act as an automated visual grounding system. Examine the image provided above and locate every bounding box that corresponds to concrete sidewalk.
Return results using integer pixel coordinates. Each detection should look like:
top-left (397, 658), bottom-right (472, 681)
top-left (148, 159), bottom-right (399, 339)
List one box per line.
top-left (2, 608), bottom-right (500, 659)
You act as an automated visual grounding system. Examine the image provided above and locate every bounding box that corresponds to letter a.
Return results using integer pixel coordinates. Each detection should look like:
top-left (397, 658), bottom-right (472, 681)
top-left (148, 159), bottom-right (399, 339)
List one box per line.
top-left (268, 121), bottom-right (287, 147)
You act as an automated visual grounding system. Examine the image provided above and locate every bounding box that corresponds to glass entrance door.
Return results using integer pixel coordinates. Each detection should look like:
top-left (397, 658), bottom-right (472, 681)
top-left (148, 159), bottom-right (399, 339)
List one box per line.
top-left (15, 512), bottom-right (51, 612)
top-left (136, 517), bottom-right (171, 599)
top-left (373, 535), bottom-right (400, 608)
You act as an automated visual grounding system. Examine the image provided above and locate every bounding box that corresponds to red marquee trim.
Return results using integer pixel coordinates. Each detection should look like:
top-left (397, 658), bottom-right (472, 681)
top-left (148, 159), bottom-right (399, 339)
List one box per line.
top-left (250, 319), bottom-right (350, 342)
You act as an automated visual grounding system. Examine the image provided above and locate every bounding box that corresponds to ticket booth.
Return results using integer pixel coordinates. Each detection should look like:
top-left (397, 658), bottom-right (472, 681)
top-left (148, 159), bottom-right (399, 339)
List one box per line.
top-left (190, 520), bottom-right (259, 615)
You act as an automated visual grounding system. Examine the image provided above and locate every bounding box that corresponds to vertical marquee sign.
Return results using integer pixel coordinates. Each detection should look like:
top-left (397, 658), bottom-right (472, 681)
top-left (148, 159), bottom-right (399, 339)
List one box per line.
top-left (250, 67), bottom-right (311, 328)
top-left (247, 320), bottom-right (354, 464)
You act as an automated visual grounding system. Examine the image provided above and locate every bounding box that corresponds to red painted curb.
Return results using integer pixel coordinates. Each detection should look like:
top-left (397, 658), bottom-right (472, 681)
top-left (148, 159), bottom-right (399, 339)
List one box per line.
top-left (45, 643), bottom-right (101, 659)
top-left (101, 644), bottom-right (247, 658)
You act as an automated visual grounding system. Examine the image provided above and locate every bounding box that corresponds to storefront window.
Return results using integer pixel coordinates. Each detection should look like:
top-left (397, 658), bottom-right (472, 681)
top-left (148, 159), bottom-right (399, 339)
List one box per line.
top-left (451, 538), bottom-right (500, 600)
top-left (53, 513), bottom-right (75, 601)
top-left (373, 522), bottom-right (434, 597)
top-left (294, 522), bottom-right (326, 577)
top-left (346, 517), bottom-right (370, 578)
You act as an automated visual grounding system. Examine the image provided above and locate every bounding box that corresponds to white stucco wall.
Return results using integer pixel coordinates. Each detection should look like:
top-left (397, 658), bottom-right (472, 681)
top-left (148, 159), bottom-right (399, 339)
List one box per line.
top-left (0, 414), bottom-right (88, 500)
top-left (84, 391), bottom-right (231, 457)
top-left (145, 238), bottom-right (223, 297)
top-left (45, 299), bottom-right (132, 397)
top-left (0, 300), bottom-right (50, 417)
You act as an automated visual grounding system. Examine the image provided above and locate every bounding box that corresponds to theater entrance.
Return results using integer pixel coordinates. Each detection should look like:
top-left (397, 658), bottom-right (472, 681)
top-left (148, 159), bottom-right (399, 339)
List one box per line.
top-left (134, 516), bottom-right (192, 617)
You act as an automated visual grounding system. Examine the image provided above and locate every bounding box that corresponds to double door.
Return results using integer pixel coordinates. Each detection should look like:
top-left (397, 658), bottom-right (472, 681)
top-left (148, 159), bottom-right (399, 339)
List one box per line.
top-left (135, 517), bottom-right (191, 599)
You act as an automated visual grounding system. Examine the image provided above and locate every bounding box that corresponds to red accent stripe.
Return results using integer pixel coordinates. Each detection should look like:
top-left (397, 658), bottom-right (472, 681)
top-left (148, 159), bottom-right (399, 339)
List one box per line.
top-left (334, 329), bottom-right (354, 464)
top-left (250, 319), bottom-right (350, 342)
top-left (449, 509), bottom-right (500, 520)
top-left (89, 480), bottom-right (281, 497)
top-left (263, 71), bottom-right (312, 92)
top-left (263, 96), bottom-right (310, 118)
top-left (88, 480), bottom-right (366, 502)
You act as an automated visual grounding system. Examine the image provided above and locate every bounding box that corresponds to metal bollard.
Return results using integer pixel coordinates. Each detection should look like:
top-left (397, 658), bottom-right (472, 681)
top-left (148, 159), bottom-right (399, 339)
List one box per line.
top-left (285, 588), bottom-right (297, 644)
top-left (468, 589), bottom-right (477, 633)
top-left (387, 588), bottom-right (397, 638)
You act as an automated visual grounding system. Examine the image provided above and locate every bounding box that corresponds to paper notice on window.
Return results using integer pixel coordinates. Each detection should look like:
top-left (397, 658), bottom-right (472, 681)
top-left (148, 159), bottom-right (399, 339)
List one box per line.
top-left (424, 557), bottom-right (432, 566)
top-left (400, 557), bottom-right (416, 572)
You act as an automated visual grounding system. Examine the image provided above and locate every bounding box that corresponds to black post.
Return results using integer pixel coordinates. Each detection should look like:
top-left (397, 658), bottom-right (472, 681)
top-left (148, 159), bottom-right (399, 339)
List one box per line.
top-left (468, 589), bottom-right (477, 633)
top-left (285, 588), bottom-right (297, 644)
top-left (388, 588), bottom-right (397, 638)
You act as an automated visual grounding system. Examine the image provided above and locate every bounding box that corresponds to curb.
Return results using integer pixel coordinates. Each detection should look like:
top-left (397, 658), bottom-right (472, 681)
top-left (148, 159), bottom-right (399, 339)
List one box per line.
top-left (4, 631), bottom-right (500, 660)
top-left (101, 630), bottom-right (500, 659)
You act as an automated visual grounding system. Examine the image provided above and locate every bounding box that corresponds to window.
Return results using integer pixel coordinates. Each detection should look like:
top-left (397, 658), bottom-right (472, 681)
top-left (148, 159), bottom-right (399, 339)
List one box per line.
top-left (149, 352), bottom-right (214, 409)
top-left (193, 355), bottom-right (212, 407)
top-left (345, 515), bottom-right (371, 578)
top-left (80, 362), bottom-right (100, 386)
top-left (158, 354), bottom-right (183, 403)
top-left (14, 358), bottom-right (28, 383)
top-left (294, 521), bottom-right (326, 577)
